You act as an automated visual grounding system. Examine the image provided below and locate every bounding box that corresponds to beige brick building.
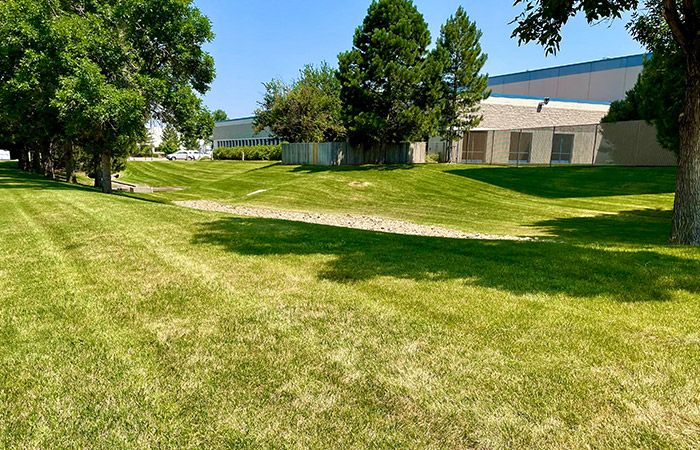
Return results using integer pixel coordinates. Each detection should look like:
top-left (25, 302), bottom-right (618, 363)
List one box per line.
top-left (476, 96), bottom-right (609, 131)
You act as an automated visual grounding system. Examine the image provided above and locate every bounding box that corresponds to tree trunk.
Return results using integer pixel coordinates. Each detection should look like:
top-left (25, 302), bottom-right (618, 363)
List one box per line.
top-left (64, 143), bottom-right (76, 183)
top-left (42, 143), bottom-right (55, 180)
top-left (671, 68), bottom-right (700, 245)
top-left (30, 147), bottom-right (41, 173)
top-left (18, 147), bottom-right (29, 171)
top-left (99, 151), bottom-right (112, 194)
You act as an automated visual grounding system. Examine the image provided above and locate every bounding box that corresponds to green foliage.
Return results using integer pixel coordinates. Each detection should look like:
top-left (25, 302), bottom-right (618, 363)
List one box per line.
top-left (130, 145), bottom-right (155, 158)
top-left (431, 6), bottom-right (490, 144)
top-left (337, 0), bottom-right (433, 144)
top-left (212, 109), bottom-right (228, 122)
top-left (254, 63), bottom-right (345, 143)
top-left (158, 125), bottom-right (181, 155)
top-left (512, 1), bottom-right (638, 54)
top-left (426, 152), bottom-right (440, 163)
top-left (603, 51), bottom-right (684, 154)
top-left (213, 145), bottom-right (283, 161)
top-left (0, 0), bottom-right (215, 191)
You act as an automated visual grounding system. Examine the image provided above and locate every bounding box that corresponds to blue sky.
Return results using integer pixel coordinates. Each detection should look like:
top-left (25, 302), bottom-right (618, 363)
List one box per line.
top-left (195, 0), bottom-right (644, 118)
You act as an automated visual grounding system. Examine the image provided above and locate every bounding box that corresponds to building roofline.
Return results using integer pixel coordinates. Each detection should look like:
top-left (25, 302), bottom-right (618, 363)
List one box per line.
top-left (488, 53), bottom-right (650, 86)
top-left (215, 116), bottom-right (255, 125)
top-left (488, 92), bottom-right (612, 106)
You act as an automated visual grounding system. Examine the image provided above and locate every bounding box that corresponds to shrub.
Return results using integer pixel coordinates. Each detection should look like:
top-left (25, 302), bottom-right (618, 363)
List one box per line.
top-left (214, 144), bottom-right (282, 161)
top-left (426, 152), bottom-right (440, 164)
top-left (130, 145), bottom-right (155, 157)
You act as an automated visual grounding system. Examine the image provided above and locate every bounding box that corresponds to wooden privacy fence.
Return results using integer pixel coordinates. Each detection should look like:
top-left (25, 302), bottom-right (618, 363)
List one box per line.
top-left (282, 142), bottom-right (426, 166)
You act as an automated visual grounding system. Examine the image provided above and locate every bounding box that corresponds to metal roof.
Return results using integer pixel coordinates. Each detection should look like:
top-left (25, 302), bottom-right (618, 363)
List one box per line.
top-left (488, 53), bottom-right (649, 86)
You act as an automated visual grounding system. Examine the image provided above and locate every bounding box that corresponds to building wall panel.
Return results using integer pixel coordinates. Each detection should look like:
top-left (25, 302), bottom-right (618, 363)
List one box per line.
top-left (588, 68), bottom-right (628, 102)
top-left (555, 73), bottom-right (592, 101)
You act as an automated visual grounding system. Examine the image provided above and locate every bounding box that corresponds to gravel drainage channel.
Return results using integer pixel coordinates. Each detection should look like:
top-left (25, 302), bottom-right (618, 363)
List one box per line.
top-left (175, 200), bottom-right (534, 241)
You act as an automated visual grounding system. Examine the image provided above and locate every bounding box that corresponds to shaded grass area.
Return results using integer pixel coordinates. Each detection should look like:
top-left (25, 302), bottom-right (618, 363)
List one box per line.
top-left (1, 162), bottom-right (699, 448)
top-left (194, 216), bottom-right (698, 301)
top-left (121, 161), bottom-right (677, 242)
top-left (449, 166), bottom-right (676, 198)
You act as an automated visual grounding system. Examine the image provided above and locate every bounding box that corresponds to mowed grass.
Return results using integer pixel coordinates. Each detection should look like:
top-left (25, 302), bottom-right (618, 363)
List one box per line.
top-left (1, 160), bottom-right (700, 448)
top-left (122, 160), bottom-right (678, 242)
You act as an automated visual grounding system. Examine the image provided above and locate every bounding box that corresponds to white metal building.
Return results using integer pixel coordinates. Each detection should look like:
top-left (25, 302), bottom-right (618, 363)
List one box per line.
top-left (488, 53), bottom-right (646, 103)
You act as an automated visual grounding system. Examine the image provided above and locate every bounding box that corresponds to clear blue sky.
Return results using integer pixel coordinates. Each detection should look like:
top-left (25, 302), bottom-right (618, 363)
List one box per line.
top-left (195, 0), bottom-right (644, 118)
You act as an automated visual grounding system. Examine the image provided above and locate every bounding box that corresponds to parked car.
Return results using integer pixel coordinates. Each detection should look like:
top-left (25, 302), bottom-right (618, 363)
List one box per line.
top-left (166, 150), bottom-right (200, 161)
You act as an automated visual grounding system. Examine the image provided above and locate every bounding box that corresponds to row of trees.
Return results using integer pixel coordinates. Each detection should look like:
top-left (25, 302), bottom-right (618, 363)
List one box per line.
top-left (0, 0), bottom-right (216, 193)
top-left (511, 0), bottom-right (700, 245)
top-left (254, 1), bottom-right (490, 162)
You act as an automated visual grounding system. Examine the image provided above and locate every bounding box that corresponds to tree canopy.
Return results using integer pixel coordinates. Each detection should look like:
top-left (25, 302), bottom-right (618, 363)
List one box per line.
top-left (254, 63), bottom-right (345, 143)
top-left (0, 0), bottom-right (215, 192)
top-left (603, 51), bottom-right (684, 154)
top-left (430, 6), bottom-right (490, 161)
top-left (213, 110), bottom-right (229, 122)
top-left (511, 0), bottom-right (700, 244)
top-left (337, 0), bottom-right (432, 145)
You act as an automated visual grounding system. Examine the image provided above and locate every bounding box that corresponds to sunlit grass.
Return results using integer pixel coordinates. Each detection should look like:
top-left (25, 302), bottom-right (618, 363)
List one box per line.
top-left (1, 161), bottom-right (698, 448)
top-left (121, 160), bottom-right (678, 242)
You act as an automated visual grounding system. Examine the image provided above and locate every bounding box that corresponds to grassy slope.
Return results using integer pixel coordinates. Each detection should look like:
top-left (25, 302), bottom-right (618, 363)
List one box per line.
top-left (2, 161), bottom-right (699, 448)
top-left (121, 161), bottom-right (678, 241)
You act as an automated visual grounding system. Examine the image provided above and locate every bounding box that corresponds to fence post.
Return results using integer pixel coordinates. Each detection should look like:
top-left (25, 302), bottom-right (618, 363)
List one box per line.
top-left (591, 124), bottom-right (598, 165)
top-left (634, 120), bottom-right (642, 165)
top-left (550, 126), bottom-right (555, 168)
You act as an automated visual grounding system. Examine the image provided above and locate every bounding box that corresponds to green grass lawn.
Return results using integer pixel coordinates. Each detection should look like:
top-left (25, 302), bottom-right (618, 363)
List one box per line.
top-left (121, 160), bottom-right (677, 243)
top-left (2, 160), bottom-right (699, 448)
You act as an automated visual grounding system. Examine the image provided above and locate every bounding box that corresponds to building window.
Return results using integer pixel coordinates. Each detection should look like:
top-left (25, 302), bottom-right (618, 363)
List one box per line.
top-left (551, 133), bottom-right (574, 164)
top-left (463, 131), bottom-right (487, 163)
top-left (509, 132), bottom-right (532, 164)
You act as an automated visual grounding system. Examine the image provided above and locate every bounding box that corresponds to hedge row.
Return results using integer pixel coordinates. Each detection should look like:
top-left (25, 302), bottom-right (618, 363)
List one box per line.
top-left (213, 144), bottom-right (282, 161)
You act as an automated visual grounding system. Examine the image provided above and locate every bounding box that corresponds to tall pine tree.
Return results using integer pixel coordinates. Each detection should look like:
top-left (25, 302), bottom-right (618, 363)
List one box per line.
top-left (431, 6), bottom-right (489, 163)
top-left (337, 0), bottom-right (431, 147)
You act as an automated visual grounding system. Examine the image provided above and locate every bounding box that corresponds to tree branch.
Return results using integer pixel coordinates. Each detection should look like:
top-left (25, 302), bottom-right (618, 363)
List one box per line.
top-left (662, 0), bottom-right (691, 52)
top-left (682, 0), bottom-right (699, 37)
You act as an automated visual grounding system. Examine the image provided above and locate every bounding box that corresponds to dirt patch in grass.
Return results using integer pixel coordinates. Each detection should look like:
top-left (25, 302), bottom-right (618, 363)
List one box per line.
top-left (175, 200), bottom-right (533, 241)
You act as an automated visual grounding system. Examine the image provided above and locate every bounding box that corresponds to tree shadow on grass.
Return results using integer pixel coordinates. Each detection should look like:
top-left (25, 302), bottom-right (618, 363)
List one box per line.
top-left (532, 209), bottom-right (673, 245)
top-left (0, 162), bottom-right (96, 192)
top-left (446, 166), bottom-right (677, 198)
top-left (191, 216), bottom-right (700, 302)
top-left (290, 164), bottom-right (418, 174)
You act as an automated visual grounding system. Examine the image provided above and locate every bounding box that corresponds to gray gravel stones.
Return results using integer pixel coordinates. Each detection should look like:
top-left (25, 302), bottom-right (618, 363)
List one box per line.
top-left (175, 200), bottom-right (534, 241)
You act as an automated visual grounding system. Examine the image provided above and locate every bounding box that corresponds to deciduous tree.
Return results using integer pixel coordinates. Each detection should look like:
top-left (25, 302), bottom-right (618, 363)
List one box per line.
top-left (512, 0), bottom-right (700, 245)
top-left (212, 109), bottom-right (228, 122)
top-left (254, 63), bottom-right (345, 143)
top-left (0, 0), bottom-right (215, 193)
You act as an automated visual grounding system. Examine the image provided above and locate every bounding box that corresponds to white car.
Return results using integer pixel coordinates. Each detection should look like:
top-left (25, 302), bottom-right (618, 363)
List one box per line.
top-left (166, 150), bottom-right (200, 161)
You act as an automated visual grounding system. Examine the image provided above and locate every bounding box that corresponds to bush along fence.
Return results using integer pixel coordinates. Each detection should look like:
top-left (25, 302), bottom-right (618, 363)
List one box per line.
top-left (282, 142), bottom-right (427, 166)
top-left (213, 144), bottom-right (282, 161)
